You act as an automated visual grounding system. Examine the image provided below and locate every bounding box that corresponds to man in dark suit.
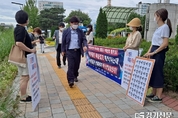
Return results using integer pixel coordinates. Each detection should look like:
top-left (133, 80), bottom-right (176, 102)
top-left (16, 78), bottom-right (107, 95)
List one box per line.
top-left (53, 23), bottom-right (66, 68)
top-left (61, 16), bottom-right (87, 87)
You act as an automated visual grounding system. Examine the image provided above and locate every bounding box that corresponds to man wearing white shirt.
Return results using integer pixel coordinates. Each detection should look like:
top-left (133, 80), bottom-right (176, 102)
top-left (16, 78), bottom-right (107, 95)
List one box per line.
top-left (53, 23), bottom-right (66, 68)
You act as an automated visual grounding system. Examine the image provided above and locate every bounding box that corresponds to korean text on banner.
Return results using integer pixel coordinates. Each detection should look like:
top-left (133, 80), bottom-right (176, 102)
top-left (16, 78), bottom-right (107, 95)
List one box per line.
top-left (86, 45), bottom-right (124, 85)
top-left (121, 49), bottom-right (138, 90)
top-left (27, 53), bottom-right (41, 111)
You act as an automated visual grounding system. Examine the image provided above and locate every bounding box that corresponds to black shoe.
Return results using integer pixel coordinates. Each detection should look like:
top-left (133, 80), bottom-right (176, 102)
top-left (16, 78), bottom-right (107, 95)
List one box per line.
top-left (146, 94), bottom-right (155, 100)
top-left (58, 66), bottom-right (61, 68)
top-left (20, 96), bottom-right (32, 103)
top-left (63, 62), bottom-right (66, 66)
top-left (69, 82), bottom-right (74, 88)
top-left (74, 78), bottom-right (78, 82)
top-left (148, 96), bottom-right (162, 103)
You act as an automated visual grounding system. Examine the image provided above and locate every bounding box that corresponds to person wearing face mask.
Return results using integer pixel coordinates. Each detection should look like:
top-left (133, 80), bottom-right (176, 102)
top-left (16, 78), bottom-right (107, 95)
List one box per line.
top-left (53, 22), bottom-right (66, 68)
top-left (28, 27), bottom-right (41, 48)
top-left (144, 8), bottom-right (172, 103)
top-left (123, 18), bottom-right (142, 54)
top-left (86, 24), bottom-right (94, 45)
top-left (61, 16), bottom-right (87, 88)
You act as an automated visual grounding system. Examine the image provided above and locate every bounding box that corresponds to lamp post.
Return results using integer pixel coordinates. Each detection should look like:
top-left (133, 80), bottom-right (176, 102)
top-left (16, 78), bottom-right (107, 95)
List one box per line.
top-left (11, 2), bottom-right (23, 9)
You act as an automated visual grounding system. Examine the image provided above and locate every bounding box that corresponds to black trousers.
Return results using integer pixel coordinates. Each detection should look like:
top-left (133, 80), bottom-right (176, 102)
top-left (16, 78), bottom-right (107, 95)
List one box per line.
top-left (66, 49), bottom-right (81, 83)
top-left (56, 44), bottom-right (66, 66)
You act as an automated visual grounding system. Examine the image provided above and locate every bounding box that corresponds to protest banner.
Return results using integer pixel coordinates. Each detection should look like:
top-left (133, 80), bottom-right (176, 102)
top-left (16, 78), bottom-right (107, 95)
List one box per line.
top-left (86, 45), bottom-right (124, 85)
top-left (121, 49), bottom-right (138, 90)
top-left (126, 57), bottom-right (155, 106)
top-left (27, 53), bottom-right (41, 111)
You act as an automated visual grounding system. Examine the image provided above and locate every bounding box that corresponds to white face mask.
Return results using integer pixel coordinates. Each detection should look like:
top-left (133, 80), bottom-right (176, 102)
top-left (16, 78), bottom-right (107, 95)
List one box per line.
top-left (72, 25), bottom-right (78, 29)
top-left (34, 34), bottom-right (39, 37)
top-left (60, 28), bottom-right (64, 31)
top-left (87, 28), bottom-right (90, 31)
top-left (129, 27), bottom-right (133, 30)
top-left (154, 17), bottom-right (156, 22)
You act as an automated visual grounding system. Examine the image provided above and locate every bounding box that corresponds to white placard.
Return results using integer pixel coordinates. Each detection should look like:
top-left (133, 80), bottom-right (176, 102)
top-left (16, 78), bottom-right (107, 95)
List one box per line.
top-left (27, 53), bottom-right (41, 111)
top-left (126, 57), bottom-right (155, 106)
top-left (121, 49), bottom-right (138, 90)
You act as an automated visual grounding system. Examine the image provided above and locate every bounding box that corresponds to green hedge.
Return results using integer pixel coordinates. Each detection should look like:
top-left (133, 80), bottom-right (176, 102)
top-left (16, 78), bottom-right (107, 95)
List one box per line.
top-left (0, 30), bottom-right (14, 61)
top-left (95, 37), bottom-right (178, 92)
top-left (0, 29), bottom-right (19, 118)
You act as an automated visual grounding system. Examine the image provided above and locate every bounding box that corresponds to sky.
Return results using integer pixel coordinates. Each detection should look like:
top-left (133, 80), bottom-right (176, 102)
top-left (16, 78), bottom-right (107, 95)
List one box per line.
top-left (0, 0), bottom-right (178, 26)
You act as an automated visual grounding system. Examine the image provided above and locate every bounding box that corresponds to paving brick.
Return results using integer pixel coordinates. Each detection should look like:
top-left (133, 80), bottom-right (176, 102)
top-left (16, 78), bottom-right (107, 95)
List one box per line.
top-left (67, 114), bottom-right (80, 118)
top-left (123, 108), bottom-right (137, 115)
top-left (39, 111), bottom-right (52, 118)
top-left (65, 109), bottom-right (78, 116)
top-left (113, 100), bottom-right (126, 105)
top-left (100, 111), bottom-right (115, 118)
top-left (53, 113), bottom-right (67, 118)
top-left (104, 103), bottom-right (118, 109)
top-left (92, 103), bottom-right (105, 108)
top-left (88, 98), bottom-right (101, 104)
top-left (63, 105), bottom-right (75, 110)
top-left (168, 101), bottom-right (178, 108)
top-left (25, 112), bottom-right (38, 118)
top-left (164, 98), bottom-right (177, 106)
top-left (118, 104), bottom-right (131, 110)
top-left (52, 108), bottom-right (64, 114)
top-left (51, 103), bottom-right (63, 109)
top-left (145, 105), bottom-right (159, 111)
top-left (162, 96), bottom-right (172, 103)
top-left (39, 107), bottom-right (51, 113)
top-left (109, 107), bottom-right (122, 113)
top-left (173, 105), bottom-right (178, 111)
top-left (114, 112), bottom-right (130, 118)
top-left (95, 107), bottom-right (110, 112)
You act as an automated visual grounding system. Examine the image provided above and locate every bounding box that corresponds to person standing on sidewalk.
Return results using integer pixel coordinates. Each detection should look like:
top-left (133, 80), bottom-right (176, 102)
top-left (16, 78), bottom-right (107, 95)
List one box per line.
top-left (39, 35), bottom-right (45, 53)
top-left (28, 27), bottom-right (42, 48)
top-left (123, 18), bottom-right (142, 55)
top-left (14, 10), bottom-right (36, 102)
top-left (144, 8), bottom-right (172, 102)
top-left (61, 16), bottom-right (87, 88)
top-left (86, 24), bottom-right (94, 45)
top-left (53, 23), bottom-right (66, 68)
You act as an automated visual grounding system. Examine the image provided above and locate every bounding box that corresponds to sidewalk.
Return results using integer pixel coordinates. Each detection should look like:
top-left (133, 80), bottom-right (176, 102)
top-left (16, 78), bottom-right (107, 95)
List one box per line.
top-left (18, 45), bottom-right (178, 118)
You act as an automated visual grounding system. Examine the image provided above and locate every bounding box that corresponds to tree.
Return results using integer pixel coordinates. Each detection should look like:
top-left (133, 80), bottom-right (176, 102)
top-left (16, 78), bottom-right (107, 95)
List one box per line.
top-left (64, 10), bottom-right (91, 26)
top-left (127, 12), bottom-right (145, 38)
top-left (23, 0), bottom-right (39, 28)
top-left (38, 8), bottom-right (65, 35)
top-left (96, 8), bottom-right (108, 38)
top-left (108, 23), bottom-right (125, 33)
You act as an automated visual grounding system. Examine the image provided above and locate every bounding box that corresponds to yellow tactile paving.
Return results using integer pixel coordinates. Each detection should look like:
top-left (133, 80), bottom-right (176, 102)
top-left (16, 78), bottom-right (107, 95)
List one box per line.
top-left (45, 53), bottom-right (102, 118)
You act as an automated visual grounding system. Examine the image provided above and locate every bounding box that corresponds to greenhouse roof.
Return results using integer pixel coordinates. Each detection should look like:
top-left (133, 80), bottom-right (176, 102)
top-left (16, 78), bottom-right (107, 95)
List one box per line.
top-left (103, 6), bottom-right (138, 23)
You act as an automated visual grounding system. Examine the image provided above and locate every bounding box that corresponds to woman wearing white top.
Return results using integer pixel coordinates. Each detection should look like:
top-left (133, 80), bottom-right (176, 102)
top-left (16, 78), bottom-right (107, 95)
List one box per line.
top-left (144, 8), bottom-right (172, 102)
top-left (86, 25), bottom-right (94, 45)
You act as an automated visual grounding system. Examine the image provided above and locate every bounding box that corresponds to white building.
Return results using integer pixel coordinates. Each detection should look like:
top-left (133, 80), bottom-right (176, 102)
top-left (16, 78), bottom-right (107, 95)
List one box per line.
top-left (38, 1), bottom-right (63, 12)
top-left (136, 2), bottom-right (151, 16)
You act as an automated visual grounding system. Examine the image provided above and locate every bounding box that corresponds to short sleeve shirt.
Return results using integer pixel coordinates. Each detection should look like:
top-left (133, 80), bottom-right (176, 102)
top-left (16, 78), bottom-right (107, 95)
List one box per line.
top-left (152, 24), bottom-right (170, 46)
top-left (14, 24), bottom-right (33, 57)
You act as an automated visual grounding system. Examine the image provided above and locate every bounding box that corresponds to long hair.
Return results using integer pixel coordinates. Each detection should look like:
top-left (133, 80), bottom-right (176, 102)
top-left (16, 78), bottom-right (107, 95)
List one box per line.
top-left (86, 24), bottom-right (93, 35)
top-left (155, 8), bottom-right (172, 37)
top-left (136, 26), bottom-right (142, 32)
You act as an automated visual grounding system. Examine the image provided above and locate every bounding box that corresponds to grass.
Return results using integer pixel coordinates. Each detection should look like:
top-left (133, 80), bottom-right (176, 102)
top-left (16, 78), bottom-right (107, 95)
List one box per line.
top-left (0, 28), bottom-right (19, 118)
top-left (0, 29), bottom-right (14, 62)
top-left (45, 41), bottom-right (55, 46)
